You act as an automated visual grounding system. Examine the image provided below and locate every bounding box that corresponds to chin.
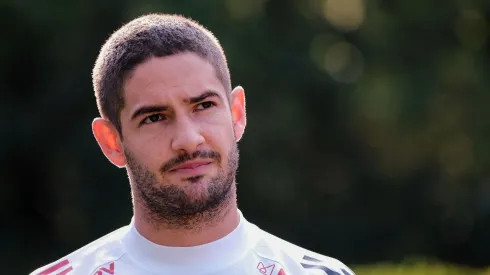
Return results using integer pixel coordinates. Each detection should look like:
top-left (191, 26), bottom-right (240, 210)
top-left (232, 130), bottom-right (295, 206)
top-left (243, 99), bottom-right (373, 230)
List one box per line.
top-left (182, 182), bottom-right (211, 200)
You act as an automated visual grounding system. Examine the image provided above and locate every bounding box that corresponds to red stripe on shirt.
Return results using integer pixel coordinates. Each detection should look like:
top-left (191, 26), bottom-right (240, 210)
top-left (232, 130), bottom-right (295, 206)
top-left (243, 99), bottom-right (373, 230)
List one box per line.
top-left (37, 259), bottom-right (70, 275)
top-left (56, 266), bottom-right (73, 275)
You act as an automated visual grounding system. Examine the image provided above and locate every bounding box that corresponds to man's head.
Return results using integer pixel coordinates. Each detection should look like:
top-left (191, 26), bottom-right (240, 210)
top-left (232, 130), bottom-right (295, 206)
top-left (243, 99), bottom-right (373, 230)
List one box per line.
top-left (92, 14), bottom-right (233, 134)
top-left (91, 14), bottom-right (246, 228)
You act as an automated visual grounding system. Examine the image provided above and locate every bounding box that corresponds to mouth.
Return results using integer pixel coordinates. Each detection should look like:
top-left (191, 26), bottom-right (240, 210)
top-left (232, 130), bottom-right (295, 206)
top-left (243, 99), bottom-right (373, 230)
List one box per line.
top-left (169, 160), bottom-right (213, 174)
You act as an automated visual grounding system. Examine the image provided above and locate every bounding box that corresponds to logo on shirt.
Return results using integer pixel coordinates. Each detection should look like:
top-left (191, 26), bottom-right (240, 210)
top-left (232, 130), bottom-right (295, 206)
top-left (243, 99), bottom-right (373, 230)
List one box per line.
top-left (93, 262), bottom-right (115, 275)
top-left (257, 261), bottom-right (275, 275)
top-left (36, 259), bottom-right (73, 275)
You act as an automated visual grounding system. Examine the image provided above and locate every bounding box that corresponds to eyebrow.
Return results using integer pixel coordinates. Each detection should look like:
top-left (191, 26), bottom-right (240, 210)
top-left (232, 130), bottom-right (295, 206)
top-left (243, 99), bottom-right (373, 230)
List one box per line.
top-left (186, 90), bottom-right (222, 104)
top-left (130, 90), bottom-right (222, 121)
top-left (130, 105), bottom-right (168, 121)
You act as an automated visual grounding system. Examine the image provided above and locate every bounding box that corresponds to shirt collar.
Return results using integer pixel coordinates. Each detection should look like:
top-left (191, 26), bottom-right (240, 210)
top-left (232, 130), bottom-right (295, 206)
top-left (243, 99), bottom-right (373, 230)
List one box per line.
top-left (121, 209), bottom-right (252, 274)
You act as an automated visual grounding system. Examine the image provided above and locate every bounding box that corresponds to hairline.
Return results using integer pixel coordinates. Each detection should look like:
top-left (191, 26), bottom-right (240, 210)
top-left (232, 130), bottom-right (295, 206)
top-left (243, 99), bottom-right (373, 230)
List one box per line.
top-left (123, 51), bottom-right (231, 96)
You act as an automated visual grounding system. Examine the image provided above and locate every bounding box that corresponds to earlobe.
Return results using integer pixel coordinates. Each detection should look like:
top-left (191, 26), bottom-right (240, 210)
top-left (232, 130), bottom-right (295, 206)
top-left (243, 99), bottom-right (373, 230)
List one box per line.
top-left (92, 118), bottom-right (127, 168)
top-left (230, 86), bottom-right (247, 141)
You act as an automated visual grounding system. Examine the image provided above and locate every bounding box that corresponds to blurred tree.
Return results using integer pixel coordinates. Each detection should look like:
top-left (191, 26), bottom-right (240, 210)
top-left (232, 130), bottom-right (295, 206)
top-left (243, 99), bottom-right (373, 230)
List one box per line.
top-left (0, 0), bottom-right (489, 273)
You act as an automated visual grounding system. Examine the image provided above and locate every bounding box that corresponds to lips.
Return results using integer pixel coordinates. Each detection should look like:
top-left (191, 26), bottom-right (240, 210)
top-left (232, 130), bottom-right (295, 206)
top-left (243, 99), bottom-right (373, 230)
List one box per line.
top-left (169, 160), bottom-right (212, 172)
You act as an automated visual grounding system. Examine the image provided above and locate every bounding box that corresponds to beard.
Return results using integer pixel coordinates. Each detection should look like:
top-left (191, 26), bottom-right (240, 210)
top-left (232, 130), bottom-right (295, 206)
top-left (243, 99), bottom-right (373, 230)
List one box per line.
top-left (124, 143), bottom-right (239, 230)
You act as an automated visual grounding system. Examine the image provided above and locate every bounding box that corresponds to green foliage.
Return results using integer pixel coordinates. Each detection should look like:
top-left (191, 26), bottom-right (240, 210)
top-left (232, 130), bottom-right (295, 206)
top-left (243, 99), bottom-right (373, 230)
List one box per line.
top-left (354, 260), bottom-right (489, 275)
top-left (1, 0), bottom-right (490, 274)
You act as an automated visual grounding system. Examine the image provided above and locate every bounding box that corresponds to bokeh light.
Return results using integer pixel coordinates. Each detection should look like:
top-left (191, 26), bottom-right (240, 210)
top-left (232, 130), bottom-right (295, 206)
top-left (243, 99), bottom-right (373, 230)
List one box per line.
top-left (455, 9), bottom-right (487, 51)
top-left (323, 0), bottom-right (365, 32)
top-left (323, 41), bottom-right (364, 83)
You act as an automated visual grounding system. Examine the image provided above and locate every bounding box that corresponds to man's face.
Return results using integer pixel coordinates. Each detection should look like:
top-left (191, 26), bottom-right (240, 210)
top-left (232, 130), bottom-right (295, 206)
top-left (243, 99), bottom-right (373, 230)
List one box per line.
top-left (115, 52), bottom-right (245, 226)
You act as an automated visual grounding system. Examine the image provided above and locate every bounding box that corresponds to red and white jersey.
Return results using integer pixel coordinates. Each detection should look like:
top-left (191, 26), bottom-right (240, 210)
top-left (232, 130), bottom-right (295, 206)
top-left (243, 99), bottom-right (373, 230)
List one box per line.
top-left (30, 210), bottom-right (355, 275)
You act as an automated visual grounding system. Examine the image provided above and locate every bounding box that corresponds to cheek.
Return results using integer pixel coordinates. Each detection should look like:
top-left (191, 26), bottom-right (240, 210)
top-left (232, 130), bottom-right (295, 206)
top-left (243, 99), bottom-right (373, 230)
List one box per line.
top-left (124, 134), bottom-right (170, 170)
top-left (201, 111), bottom-right (235, 144)
top-left (202, 125), bottom-right (235, 159)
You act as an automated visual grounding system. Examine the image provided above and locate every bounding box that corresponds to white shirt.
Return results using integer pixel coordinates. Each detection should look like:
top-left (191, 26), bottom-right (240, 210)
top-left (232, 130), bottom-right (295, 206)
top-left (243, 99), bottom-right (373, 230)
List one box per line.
top-left (30, 210), bottom-right (355, 275)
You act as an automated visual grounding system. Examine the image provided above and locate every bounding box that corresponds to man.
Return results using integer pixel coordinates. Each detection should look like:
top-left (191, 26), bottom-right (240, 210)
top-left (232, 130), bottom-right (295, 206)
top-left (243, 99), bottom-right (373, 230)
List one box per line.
top-left (30, 14), bottom-right (355, 275)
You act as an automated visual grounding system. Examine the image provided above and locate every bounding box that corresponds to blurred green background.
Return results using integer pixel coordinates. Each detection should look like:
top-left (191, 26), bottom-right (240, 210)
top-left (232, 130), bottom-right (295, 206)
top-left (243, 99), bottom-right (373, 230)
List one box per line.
top-left (1, 0), bottom-right (490, 274)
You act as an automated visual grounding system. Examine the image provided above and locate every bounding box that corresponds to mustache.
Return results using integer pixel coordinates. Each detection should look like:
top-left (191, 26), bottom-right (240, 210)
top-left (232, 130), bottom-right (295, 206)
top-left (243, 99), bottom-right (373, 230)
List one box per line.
top-left (160, 150), bottom-right (221, 173)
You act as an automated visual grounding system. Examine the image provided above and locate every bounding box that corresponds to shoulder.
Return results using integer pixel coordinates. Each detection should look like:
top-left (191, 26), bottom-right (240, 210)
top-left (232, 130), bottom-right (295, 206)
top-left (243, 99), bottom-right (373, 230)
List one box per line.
top-left (250, 224), bottom-right (356, 275)
top-left (29, 226), bottom-right (129, 275)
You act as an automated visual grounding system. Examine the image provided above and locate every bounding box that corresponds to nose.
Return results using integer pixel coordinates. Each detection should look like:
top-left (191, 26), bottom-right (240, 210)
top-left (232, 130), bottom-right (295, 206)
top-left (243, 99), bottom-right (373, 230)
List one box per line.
top-left (170, 117), bottom-right (205, 154)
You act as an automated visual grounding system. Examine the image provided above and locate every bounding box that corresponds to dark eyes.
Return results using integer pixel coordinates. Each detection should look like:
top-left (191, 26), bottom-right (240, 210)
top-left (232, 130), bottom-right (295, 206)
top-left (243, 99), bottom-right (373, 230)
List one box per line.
top-left (142, 114), bottom-right (165, 125)
top-left (140, 101), bottom-right (216, 125)
top-left (196, 101), bottom-right (216, 110)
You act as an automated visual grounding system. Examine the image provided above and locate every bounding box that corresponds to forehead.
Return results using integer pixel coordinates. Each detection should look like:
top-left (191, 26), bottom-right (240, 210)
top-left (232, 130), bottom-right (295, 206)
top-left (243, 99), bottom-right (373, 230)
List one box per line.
top-left (122, 53), bottom-right (226, 109)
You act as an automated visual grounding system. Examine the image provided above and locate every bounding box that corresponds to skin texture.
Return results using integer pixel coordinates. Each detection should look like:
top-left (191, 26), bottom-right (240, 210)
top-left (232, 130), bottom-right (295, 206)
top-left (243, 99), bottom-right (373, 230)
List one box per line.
top-left (92, 52), bottom-right (246, 246)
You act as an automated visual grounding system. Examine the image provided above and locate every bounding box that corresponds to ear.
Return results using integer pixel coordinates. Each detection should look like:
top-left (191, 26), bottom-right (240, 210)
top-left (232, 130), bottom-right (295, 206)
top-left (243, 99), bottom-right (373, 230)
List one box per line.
top-left (230, 86), bottom-right (246, 142)
top-left (92, 118), bottom-right (127, 168)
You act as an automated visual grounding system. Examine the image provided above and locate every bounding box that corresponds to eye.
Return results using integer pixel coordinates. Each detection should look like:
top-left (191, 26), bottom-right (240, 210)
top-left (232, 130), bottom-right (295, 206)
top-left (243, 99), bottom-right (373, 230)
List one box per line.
top-left (196, 101), bottom-right (216, 111)
top-left (141, 114), bottom-right (165, 125)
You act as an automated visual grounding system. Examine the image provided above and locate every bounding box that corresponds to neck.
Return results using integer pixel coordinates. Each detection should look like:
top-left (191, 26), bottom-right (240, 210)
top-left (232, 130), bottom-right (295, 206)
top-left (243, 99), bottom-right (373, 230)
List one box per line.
top-left (133, 193), bottom-right (240, 247)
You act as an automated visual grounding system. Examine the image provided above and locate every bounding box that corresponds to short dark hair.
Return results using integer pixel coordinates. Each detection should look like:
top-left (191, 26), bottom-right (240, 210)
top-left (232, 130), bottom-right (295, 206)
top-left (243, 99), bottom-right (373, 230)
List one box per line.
top-left (92, 14), bottom-right (231, 134)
